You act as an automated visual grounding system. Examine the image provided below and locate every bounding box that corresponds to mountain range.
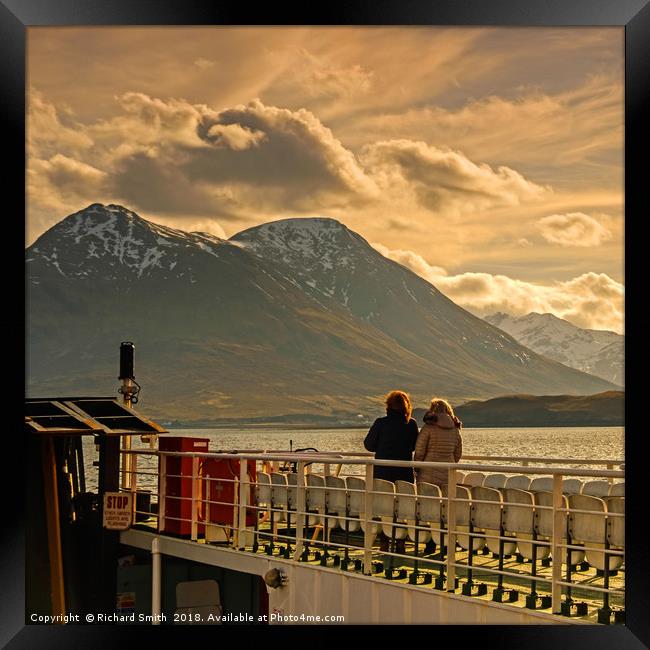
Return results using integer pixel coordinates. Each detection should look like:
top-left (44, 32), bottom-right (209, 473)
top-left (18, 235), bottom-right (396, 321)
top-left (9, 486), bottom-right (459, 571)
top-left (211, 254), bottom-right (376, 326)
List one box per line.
top-left (484, 312), bottom-right (623, 386)
top-left (26, 204), bottom-right (616, 421)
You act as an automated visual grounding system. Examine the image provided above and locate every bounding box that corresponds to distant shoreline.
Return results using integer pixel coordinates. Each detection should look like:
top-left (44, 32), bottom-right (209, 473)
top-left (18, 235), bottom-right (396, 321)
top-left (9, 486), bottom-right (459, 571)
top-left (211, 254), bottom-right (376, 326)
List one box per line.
top-left (162, 390), bottom-right (624, 430)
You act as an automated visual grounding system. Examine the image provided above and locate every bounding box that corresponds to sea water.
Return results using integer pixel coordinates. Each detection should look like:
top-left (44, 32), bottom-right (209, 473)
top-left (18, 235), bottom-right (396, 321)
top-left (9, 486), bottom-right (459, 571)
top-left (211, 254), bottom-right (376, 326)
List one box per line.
top-left (80, 426), bottom-right (624, 493)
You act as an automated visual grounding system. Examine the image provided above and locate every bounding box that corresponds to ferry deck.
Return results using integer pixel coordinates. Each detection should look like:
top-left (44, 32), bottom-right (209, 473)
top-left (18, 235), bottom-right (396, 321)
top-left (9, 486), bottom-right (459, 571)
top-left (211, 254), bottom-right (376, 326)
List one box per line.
top-left (26, 397), bottom-right (625, 626)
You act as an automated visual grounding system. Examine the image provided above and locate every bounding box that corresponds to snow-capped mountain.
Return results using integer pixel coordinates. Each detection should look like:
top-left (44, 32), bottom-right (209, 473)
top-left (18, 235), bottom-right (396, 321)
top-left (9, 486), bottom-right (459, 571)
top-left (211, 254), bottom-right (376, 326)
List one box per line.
top-left (484, 312), bottom-right (623, 386)
top-left (26, 203), bottom-right (228, 283)
top-left (26, 204), bottom-right (616, 420)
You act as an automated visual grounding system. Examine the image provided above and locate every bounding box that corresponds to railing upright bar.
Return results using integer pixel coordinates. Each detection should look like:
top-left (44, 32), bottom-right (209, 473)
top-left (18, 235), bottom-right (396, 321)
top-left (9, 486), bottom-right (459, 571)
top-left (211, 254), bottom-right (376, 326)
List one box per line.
top-left (446, 467), bottom-right (458, 592)
top-left (551, 473), bottom-right (564, 613)
top-left (191, 456), bottom-right (199, 542)
top-left (237, 460), bottom-right (248, 550)
top-left (293, 461), bottom-right (307, 561)
top-left (363, 464), bottom-right (374, 575)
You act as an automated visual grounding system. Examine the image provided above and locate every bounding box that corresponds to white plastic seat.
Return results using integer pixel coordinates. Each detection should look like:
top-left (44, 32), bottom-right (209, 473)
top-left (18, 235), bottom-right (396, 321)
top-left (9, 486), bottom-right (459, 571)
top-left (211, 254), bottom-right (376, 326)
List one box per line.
top-left (569, 494), bottom-right (622, 572)
top-left (343, 476), bottom-right (365, 533)
top-left (505, 475), bottom-right (531, 490)
top-left (286, 472), bottom-right (298, 511)
top-left (442, 484), bottom-right (477, 550)
top-left (529, 477), bottom-right (553, 493)
top-left (256, 471), bottom-right (272, 510)
top-left (270, 472), bottom-right (288, 523)
top-left (471, 486), bottom-right (511, 554)
top-left (372, 479), bottom-right (397, 539)
top-left (484, 473), bottom-right (507, 489)
top-left (502, 488), bottom-right (546, 560)
top-left (324, 475), bottom-right (346, 531)
top-left (582, 480), bottom-right (610, 497)
top-left (417, 482), bottom-right (442, 545)
top-left (305, 473), bottom-right (326, 526)
top-left (609, 482), bottom-right (625, 497)
top-left (462, 472), bottom-right (485, 487)
top-left (534, 490), bottom-right (573, 562)
top-left (395, 480), bottom-right (417, 542)
top-left (606, 496), bottom-right (625, 554)
top-left (562, 479), bottom-right (583, 495)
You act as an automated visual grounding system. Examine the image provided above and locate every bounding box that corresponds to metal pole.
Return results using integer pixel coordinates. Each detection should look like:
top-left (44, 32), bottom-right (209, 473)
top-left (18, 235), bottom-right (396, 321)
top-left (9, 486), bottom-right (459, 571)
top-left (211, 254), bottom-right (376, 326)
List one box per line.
top-left (551, 474), bottom-right (564, 613)
top-left (151, 537), bottom-right (161, 625)
top-left (121, 378), bottom-right (133, 490)
top-left (293, 462), bottom-right (306, 561)
top-left (363, 464), bottom-right (374, 575)
top-left (446, 468), bottom-right (458, 592)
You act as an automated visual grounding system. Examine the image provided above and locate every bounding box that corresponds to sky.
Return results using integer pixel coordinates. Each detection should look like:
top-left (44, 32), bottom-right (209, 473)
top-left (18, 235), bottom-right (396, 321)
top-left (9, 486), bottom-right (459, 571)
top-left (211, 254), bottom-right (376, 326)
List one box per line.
top-left (27, 27), bottom-right (624, 333)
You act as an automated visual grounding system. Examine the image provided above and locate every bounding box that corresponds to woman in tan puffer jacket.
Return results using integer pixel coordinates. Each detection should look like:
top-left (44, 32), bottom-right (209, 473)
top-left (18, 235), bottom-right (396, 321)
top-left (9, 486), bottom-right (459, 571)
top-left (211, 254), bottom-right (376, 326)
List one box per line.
top-left (414, 398), bottom-right (463, 486)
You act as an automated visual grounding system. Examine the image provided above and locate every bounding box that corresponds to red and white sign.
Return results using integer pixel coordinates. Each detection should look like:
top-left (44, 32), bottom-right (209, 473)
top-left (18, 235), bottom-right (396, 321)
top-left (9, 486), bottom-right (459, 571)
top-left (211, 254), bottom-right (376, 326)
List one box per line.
top-left (103, 492), bottom-right (133, 530)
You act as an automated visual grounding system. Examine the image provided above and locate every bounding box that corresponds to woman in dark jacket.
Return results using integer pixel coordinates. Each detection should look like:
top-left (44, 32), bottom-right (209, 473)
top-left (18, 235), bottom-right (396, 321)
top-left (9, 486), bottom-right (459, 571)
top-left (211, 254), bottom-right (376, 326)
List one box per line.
top-left (363, 390), bottom-right (419, 483)
top-left (364, 390), bottom-right (418, 553)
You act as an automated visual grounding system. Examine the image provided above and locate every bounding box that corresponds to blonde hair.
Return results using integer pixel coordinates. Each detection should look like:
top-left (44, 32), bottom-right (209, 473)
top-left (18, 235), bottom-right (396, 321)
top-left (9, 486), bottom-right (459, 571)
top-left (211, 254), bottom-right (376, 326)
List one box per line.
top-left (429, 397), bottom-right (455, 418)
top-left (385, 390), bottom-right (412, 420)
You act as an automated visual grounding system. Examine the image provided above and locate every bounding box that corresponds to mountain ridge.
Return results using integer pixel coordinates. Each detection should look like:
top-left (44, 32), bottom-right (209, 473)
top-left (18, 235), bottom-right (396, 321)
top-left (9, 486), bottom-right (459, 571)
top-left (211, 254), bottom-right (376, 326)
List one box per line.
top-left (26, 203), bottom-right (616, 421)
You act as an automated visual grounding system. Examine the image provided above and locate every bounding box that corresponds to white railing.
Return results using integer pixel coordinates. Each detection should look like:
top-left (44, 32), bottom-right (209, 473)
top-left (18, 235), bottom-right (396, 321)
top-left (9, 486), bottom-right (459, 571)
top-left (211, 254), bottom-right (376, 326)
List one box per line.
top-left (118, 447), bottom-right (625, 624)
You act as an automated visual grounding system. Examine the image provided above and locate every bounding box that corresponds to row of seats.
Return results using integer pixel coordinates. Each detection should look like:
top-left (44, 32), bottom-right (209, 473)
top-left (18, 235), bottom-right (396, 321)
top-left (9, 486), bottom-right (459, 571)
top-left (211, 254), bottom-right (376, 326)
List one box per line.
top-left (458, 471), bottom-right (624, 497)
top-left (255, 472), bottom-right (624, 571)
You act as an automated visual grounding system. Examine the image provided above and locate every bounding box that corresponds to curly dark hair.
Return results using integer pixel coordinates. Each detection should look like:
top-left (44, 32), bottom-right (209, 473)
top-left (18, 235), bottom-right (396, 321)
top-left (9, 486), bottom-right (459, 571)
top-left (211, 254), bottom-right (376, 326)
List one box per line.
top-left (384, 390), bottom-right (412, 420)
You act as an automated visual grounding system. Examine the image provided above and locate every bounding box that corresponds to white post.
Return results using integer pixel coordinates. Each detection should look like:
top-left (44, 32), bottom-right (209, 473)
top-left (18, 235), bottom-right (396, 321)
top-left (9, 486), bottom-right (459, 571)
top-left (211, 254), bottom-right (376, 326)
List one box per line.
top-left (237, 460), bottom-right (249, 549)
top-left (293, 461), bottom-right (306, 561)
top-left (363, 463), bottom-right (374, 575)
top-left (158, 454), bottom-right (166, 533)
top-left (191, 456), bottom-right (199, 541)
top-left (151, 537), bottom-right (161, 625)
top-left (446, 467), bottom-right (458, 591)
top-left (551, 473), bottom-right (564, 613)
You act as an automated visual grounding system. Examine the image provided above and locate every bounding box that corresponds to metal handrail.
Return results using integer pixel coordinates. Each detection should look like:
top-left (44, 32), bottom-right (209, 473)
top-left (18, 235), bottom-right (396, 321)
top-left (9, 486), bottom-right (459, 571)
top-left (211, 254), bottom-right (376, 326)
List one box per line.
top-left (120, 446), bottom-right (625, 620)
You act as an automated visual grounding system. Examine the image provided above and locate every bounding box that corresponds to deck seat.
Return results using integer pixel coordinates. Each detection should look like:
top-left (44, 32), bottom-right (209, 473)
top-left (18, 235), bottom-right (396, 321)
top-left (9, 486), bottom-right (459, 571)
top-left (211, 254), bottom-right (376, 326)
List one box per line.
top-left (343, 476), bottom-right (365, 533)
top-left (442, 484), bottom-right (477, 551)
top-left (505, 475), bottom-right (531, 490)
top-left (256, 471), bottom-right (272, 513)
top-left (305, 474), bottom-right (326, 526)
top-left (569, 494), bottom-right (622, 572)
top-left (484, 473), bottom-right (507, 489)
top-left (417, 481), bottom-right (443, 546)
top-left (582, 480), bottom-right (610, 497)
top-left (606, 496), bottom-right (624, 558)
top-left (269, 472), bottom-right (289, 523)
top-left (609, 482), bottom-right (625, 497)
top-left (324, 475), bottom-right (346, 531)
top-left (462, 472), bottom-right (485, 487)
top-left (502, 488), bottom-right (536, 559)
top-left (529, 477), bottom-right (553, 493)
top-left (562, 479), bottom-right (583, 495)
top-left (395, 480), bottom-right (418, 542)
top-left (372, 478), bottom-right (397, 539)
top-left (471, 486), bottom-right (512, 555)
top-left (502, 488), bottom-right (551, 608)
top-left (534, 491), bottom-right (583, 565)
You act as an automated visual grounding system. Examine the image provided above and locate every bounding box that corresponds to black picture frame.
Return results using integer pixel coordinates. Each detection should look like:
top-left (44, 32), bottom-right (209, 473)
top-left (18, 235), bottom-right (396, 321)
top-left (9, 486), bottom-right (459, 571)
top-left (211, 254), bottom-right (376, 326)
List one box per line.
top-left (6, 0), bottom-right (648, 646)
